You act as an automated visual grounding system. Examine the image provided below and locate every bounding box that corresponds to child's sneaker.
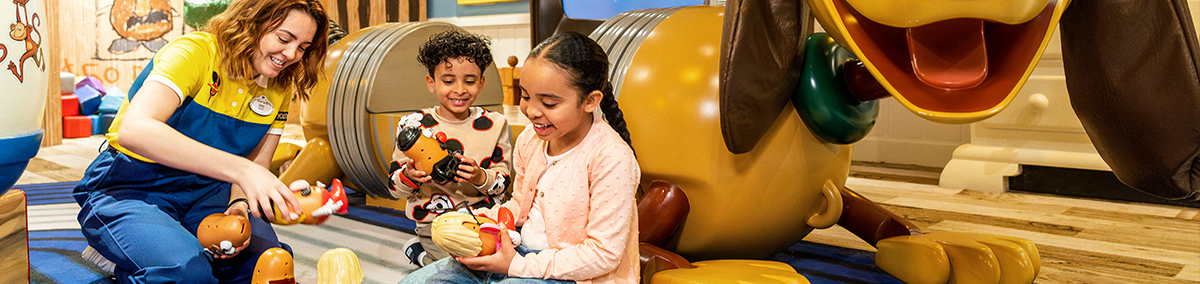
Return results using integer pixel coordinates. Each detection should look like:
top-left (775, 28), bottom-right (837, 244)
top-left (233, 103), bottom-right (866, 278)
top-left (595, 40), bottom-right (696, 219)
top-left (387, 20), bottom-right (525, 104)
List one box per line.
top-left (403, 238), bottom-right (427, 268)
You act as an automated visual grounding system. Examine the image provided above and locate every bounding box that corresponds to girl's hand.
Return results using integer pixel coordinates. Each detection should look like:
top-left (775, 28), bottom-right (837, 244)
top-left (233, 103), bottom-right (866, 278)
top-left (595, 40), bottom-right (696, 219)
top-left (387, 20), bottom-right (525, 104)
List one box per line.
top-left (404, 159), bottom-right (434, 184)
top-left (455, 154), bottom-right (486, 186)
top-left (237, 168), bottom-right (301, 222)
top-left (456, 227), bottom-right (516, 274)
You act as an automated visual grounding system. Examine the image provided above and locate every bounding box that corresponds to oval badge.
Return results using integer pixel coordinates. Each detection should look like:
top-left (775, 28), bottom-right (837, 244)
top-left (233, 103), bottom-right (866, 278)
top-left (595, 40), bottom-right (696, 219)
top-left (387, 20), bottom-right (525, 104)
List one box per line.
top-left (250, 95), bottom-right (274, 116)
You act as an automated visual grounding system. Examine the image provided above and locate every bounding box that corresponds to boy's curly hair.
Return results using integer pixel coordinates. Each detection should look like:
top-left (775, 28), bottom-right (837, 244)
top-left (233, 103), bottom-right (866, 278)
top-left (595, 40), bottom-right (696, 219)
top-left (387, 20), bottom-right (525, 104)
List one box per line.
top-left (417, 29), bottom-right (494, 76)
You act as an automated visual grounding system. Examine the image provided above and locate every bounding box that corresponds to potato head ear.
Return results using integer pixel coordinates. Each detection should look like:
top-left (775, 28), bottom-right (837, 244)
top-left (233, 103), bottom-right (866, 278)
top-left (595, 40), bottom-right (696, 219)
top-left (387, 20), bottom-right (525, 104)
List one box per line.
top-left (807, 180), bottom-right (844, 229)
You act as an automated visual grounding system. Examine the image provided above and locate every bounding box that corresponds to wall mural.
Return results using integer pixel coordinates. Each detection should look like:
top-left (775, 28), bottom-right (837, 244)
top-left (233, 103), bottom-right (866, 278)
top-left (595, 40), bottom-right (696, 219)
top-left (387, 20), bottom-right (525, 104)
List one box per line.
top-left (59, 0), bottom-right (186, 91)
top-left (108, 0), bottom-right (173, 54)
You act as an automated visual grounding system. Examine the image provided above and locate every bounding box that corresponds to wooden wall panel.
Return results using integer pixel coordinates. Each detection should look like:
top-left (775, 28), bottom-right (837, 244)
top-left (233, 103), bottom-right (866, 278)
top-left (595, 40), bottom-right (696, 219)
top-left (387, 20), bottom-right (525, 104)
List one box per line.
top-left (42, 0), bottom-right (61, 146)
top-left (323, 0), bottom-right (425, 34)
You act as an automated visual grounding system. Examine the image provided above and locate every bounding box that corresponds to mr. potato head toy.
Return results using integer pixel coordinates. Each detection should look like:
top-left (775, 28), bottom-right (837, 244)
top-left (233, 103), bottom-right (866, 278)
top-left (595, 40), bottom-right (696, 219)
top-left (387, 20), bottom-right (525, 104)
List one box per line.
top-left (429, 207), bottom-right (518, 258)
top-left (199, 179), bottom-right (348, 257)
top-left (267, 179), bottom-right (350, 226)
top-left (393, 125), bottom-right (463, 186)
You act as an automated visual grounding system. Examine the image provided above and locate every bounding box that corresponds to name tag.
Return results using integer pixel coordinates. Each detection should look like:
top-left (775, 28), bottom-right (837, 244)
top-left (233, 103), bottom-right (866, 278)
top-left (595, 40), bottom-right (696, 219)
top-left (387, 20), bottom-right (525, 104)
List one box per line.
top-left (249, 95), bottom-right (274, 116)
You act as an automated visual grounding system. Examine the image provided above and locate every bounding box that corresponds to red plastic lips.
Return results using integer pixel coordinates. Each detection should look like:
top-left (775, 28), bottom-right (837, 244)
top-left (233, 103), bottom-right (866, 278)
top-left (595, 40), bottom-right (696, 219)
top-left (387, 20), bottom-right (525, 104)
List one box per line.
top-left (832, 0), bottom-right (1057, 115)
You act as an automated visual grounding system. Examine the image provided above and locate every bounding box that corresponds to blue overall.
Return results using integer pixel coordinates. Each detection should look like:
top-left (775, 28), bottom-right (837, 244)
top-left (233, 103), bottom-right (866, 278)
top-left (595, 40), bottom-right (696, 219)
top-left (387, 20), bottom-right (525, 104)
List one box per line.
top-left (74, 32), bottom-right (294, 284)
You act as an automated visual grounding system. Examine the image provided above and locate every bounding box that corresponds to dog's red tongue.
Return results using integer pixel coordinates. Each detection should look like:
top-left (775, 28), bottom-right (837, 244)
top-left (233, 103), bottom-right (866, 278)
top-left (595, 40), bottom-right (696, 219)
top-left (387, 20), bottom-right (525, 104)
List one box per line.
top-left (907, 18), bottom-right (988, 90)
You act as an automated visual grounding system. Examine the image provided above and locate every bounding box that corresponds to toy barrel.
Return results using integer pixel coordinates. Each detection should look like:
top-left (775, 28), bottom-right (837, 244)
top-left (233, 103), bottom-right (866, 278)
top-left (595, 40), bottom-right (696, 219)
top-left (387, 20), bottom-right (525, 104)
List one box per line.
top-left (588, 6), bottom-right (683, 100)
top-left (604, 6), bottom-right (853, 260)
top-left (325, 22), bottom-right (504, 197)
top-left (0, 0), bottom-right (49, 193)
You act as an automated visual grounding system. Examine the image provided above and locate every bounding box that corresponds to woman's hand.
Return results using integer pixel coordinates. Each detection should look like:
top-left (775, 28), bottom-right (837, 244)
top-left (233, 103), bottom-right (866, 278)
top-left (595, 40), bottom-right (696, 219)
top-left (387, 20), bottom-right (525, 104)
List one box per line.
top-left (456, 227), bottom-right (516, 274)
top-left (455, 154), bottom-right (486, 186)
top-left (212, 203), bottom-right (253, 259)
top-left (236, 167), bottom-right (302, 222)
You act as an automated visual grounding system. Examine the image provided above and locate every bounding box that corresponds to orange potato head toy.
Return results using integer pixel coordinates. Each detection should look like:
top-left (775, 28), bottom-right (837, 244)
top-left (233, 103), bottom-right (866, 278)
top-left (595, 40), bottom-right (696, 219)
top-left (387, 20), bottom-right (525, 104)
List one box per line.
top-left (252, 247), bottom-right (296, 284)
top-left (197, 213), bottom-right (252, 256)
top-left (269, 179), bottom-right (350, 225)
top-left (394, 126), bottom-right (463, 185)
top-left (430, 207), bottom-right (517, 257)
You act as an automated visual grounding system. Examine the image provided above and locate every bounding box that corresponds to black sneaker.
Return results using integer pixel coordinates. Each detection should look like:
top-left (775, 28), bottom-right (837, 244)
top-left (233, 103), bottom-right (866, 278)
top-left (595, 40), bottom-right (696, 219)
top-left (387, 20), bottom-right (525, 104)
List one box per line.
top-left (403, 238), bottom-right (427, 268)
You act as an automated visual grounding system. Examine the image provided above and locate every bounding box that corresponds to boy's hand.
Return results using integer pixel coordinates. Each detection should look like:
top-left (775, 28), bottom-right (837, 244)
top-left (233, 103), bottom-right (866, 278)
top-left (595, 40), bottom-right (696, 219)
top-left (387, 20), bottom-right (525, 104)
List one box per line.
top-left (455, 154), bottom-right (486, 186)
top-left (404, 160), bottom-right (434, 184)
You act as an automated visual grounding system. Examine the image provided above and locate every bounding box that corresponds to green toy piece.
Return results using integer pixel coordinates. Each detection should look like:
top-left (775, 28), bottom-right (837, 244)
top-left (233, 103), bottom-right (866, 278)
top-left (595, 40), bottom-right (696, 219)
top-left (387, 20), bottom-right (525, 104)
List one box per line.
top-left (793, 33), bottom-right (880, 145)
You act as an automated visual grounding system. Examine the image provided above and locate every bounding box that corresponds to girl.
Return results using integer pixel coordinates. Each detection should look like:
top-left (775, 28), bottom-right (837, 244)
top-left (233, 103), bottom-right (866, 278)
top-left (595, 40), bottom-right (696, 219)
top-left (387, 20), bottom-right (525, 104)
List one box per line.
top-left (72, 0), bottom-right (329, 283)
top-left (399, 31), bottom-right (641, 283)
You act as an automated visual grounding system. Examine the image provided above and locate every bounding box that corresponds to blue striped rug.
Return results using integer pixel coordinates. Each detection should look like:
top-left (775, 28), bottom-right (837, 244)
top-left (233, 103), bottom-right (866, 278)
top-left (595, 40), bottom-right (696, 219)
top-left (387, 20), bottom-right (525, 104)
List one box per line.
top-left (14, 181), bottom-right (902, 283)
top-left (15, 181), bottom-right (78, 206)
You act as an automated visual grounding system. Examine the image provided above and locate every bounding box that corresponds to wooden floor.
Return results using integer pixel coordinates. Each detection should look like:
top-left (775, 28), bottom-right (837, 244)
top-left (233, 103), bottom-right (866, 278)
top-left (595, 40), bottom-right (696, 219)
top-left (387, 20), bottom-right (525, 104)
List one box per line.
top-left (16, 133), bottom-right (1200, 284)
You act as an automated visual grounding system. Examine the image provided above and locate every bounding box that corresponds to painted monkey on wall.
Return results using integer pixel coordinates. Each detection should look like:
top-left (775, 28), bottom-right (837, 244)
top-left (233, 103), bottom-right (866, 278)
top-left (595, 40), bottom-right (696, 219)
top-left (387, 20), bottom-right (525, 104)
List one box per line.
top-left (6, 0), bottom-right (42, 83)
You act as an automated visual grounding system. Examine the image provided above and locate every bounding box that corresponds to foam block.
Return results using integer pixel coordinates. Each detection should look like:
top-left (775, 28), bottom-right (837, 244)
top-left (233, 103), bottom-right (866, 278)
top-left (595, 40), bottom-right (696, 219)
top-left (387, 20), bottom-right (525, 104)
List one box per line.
top-left (63, 116), bottom-right (93, 138)
top-left (75, 85), bottom-right (103, 115)
top-left (61, 94), bottom-right (80, 117)
top-left (76, 76), bottom-right (106, 96)
top-left (88, 114), bottom-right (101, 135)
top-left (99, 93), bottom-right (125, 115)
top-left (100, 114), bottom-right (116, 134)
top-left (105, 86), bottom-right (127, 98)
top-left (60, 72), bottom-right (76, 93)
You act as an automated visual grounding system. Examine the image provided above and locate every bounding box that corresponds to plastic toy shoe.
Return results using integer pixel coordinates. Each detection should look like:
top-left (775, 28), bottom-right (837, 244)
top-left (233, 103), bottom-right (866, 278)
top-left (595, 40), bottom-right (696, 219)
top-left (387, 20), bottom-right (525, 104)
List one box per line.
top-left (252, 247), bottom-right (296, 284)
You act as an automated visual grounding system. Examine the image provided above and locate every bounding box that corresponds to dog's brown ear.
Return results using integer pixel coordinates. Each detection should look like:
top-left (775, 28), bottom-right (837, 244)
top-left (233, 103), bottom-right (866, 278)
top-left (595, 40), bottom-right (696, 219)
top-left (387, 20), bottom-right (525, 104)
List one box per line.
top-left (719, 0), bottom-right (813, 153)
top-left (1060, 0), bottom-right (1200, 200)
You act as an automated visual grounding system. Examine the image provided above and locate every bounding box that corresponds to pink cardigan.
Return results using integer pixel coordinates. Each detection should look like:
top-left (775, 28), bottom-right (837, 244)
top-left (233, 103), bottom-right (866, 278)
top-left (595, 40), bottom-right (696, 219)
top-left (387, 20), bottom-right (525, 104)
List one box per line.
top-left (489, 113), bottom-right (641, 283)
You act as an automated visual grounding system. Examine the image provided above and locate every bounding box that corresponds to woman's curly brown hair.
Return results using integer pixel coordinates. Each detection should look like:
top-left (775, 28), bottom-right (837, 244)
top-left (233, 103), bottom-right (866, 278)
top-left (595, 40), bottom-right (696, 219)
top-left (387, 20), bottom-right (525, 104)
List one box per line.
top-left (204, 0), bottom-right (329, 101)
top-left (417, 29), bottom-right (493, 76)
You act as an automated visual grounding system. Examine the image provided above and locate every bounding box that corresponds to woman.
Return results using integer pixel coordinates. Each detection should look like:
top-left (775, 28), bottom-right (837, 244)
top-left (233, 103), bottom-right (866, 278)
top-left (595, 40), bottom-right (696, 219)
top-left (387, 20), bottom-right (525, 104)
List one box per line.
top-left (72, 0), bottom-right (329, 283)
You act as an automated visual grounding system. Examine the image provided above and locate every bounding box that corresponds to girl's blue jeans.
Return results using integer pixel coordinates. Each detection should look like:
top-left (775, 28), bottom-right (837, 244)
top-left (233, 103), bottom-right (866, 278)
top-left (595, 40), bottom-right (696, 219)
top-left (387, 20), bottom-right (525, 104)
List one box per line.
top-left (398, 244), bottom-right (577, 283)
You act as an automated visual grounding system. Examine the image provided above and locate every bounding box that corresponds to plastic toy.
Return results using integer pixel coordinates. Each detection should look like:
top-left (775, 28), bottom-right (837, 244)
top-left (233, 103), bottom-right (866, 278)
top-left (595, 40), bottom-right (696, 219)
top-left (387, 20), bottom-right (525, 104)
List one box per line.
top-left (197, 213), bottom-right (251, 256)
top-left (317, 248), bottom-right (364, 284)
top-left (604, 5), bottom-right (1040, 283)
top-left (792, 33), bottom-right (880, 145)
top-left (394, 126), bottom-right (462, 185)
top-left (268, 179), bottom-right (350, 225)
top-left (251, 247), bottom-right (296, 284)
top-left (430, 207), bottom-right (517, 258)
top-left (1057, 0), bottom-right (1200, 200)
top-left (806, 0), bottom-right (1069, 124)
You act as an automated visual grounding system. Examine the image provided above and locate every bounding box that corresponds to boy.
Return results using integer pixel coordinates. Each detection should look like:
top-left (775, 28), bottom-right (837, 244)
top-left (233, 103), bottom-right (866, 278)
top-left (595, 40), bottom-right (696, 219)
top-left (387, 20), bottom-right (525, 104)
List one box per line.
top-left (388, 29), bottom-right (512, 267)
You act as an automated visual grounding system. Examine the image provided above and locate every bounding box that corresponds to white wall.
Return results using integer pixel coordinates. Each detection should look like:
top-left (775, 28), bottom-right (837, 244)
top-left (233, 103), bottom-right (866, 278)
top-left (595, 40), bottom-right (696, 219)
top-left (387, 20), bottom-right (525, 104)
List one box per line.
top-left (429, 14), bottom-right (533, 68)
